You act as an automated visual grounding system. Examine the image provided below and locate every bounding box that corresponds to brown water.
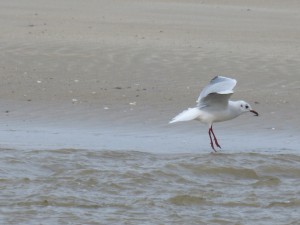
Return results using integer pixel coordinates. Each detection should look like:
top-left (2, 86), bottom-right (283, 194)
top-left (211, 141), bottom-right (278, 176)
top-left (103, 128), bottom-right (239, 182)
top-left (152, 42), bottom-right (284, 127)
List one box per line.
top-left (1, 148), bottom-right (299, 225)
top-left (1, 0), bottom-right (300, 224)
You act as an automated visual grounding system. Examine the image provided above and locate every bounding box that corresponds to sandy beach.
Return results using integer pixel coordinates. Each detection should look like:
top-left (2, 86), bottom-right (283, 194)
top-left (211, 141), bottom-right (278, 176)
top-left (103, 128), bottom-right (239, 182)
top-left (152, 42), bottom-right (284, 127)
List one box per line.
top-left (0, 0), bottom-right (300, 224)
top-left (0, 0), bottom-right (299, 151)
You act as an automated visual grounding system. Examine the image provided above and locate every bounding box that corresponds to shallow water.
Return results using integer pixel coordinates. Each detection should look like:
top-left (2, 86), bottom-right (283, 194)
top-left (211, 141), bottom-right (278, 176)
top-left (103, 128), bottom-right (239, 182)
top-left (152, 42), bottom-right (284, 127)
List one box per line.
top-left (1, 148), bottom-right (299, 225)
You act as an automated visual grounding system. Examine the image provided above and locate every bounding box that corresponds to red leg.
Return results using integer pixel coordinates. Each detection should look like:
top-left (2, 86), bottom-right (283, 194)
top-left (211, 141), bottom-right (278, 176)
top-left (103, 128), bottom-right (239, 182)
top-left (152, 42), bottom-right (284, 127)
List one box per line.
top-left (210, 125), bottom-right (221, 149)
top-left (208, 127), bottom-right (217, 152)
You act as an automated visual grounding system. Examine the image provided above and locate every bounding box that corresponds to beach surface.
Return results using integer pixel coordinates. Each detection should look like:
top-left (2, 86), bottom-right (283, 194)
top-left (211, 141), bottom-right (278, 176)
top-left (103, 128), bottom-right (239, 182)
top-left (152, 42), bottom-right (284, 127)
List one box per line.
top-left (0, 0), bottom-right (299, 151)
top-left (0, 0), bottom-right (300, 224)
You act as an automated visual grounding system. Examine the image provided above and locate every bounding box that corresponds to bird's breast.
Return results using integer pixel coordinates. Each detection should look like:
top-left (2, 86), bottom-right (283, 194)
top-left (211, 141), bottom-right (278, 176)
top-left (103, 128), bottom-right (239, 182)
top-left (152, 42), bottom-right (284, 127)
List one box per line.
top-left (197, 108), bottom-right (238, 124)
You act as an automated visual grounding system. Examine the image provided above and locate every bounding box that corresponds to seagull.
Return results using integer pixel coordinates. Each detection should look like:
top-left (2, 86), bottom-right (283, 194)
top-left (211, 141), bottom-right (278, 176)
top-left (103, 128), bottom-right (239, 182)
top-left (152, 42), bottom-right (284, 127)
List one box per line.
top-left (169, 76), bottom-right (259, 151)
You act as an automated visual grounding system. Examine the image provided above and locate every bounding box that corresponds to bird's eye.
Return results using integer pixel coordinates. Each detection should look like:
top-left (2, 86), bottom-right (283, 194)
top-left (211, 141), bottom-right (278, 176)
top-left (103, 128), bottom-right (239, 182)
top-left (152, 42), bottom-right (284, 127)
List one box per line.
top-left (245, 105), bottom-right (249, 109)
top-left (240, 104), bottom-right (243, 107)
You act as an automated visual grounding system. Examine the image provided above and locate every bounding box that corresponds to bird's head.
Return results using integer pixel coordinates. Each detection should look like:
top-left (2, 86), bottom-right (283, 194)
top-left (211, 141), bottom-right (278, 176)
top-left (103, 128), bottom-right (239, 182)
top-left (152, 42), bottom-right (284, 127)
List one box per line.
top-left (238, 100), bottom-right (259, 116)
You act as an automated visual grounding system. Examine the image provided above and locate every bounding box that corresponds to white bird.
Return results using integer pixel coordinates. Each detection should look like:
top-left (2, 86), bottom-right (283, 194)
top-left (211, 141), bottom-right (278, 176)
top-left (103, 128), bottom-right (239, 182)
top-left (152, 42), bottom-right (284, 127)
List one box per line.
top-left (169, 76), bottom-right (259, 151)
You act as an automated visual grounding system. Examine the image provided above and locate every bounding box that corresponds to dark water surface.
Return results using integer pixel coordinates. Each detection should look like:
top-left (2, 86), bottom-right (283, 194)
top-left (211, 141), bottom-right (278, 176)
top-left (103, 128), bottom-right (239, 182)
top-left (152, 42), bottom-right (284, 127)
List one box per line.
top-left (1, 148), bottom-right (299, 225)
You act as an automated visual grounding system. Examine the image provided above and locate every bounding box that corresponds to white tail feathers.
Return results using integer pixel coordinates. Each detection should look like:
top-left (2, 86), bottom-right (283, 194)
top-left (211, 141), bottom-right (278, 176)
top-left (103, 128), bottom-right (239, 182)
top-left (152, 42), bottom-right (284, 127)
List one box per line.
top-left (169, 107), bottom-right (201, 124)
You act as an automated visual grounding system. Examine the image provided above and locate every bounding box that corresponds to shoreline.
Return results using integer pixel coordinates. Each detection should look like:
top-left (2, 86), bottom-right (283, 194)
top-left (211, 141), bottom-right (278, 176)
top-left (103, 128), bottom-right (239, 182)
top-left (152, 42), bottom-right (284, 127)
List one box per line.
top-left (0, 0), bottom-right (299, 152)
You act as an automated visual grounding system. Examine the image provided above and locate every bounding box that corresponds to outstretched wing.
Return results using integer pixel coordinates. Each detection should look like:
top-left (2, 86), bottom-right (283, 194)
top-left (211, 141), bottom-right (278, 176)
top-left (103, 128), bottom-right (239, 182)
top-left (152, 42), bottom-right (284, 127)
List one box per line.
top-left (197, 76), bottom-right (237, 109)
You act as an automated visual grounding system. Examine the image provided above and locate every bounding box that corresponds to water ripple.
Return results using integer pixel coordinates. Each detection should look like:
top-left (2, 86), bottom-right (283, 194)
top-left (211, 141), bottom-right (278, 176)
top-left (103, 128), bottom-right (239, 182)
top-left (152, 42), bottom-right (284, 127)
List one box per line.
top-left (1, 148), bottom-right (300, 224)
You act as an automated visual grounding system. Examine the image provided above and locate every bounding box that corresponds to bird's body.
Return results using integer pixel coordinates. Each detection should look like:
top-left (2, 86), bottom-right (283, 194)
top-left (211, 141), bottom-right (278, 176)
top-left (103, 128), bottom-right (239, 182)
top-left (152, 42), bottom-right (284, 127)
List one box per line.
top-left (169, 76), bottom-right (258, 151)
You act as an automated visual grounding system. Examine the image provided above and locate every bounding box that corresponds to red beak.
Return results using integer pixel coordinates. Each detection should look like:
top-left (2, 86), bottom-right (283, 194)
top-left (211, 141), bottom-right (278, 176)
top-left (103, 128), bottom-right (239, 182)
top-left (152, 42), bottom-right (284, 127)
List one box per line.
top-left (250, 110), bottom-right (259, 116)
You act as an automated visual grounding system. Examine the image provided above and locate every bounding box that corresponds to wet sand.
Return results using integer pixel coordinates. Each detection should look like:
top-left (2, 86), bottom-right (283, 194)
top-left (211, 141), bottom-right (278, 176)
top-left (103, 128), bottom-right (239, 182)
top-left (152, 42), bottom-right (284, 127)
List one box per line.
top-left (0, 0), bottom-right (299, 151)
top-left (1, 1), bottom-right (300, 224)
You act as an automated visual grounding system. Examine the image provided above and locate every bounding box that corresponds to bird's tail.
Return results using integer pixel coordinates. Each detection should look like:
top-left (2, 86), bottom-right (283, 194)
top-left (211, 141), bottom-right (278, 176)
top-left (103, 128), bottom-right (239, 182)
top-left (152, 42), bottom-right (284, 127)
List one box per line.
top-left (169, 107), bottom-right (201, 124)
